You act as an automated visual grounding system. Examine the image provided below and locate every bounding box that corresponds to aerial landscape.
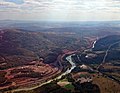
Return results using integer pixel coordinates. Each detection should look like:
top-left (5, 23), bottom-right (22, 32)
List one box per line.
top-left (0, 0), bottom-right (120, 93)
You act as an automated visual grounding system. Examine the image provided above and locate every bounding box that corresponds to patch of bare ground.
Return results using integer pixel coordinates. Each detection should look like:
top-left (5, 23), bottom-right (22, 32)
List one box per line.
top-left (93, 75), bottom-right (120, 93)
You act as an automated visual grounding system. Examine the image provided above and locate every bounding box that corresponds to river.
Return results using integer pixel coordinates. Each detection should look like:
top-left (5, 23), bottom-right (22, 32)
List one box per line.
top-left (55, 54), bottom-right (76, 79)
top-left (11, 54), bottom-right (76, 92)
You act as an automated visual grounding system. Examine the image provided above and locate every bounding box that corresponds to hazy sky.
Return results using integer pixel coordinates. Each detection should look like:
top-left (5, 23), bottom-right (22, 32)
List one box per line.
top-left (0, 0), bottom-right (120, 21)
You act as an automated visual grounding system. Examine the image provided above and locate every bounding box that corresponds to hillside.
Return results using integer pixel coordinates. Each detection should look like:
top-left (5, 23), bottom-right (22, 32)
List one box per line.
top-left (0, 28), bottom-right (90, 91)
top-left (0, 29), bottom-right (86, 68)
top-left (93, 35), bottom-right (120, 51)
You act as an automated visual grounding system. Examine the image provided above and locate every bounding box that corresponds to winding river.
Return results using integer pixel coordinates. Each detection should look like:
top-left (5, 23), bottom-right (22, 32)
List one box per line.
top-left (11, 54), bottom-right (76, 92)
top-left (53, 54), bottom-right (76, 80)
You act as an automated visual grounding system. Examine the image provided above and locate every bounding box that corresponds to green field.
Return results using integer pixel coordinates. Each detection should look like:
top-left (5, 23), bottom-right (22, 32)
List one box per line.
top-left (64, 84), bottom-right (74, 90)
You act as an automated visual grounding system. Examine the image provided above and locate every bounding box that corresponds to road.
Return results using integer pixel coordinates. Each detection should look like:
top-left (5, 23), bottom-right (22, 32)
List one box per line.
top-left (97, 40), bottom-right (120, 70)
top-left (96, 40), bottom-right (120, 84)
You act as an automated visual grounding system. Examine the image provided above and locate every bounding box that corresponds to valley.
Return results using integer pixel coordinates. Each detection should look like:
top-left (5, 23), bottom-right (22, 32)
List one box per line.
top-left (0, 21), bottom-right (120, 93)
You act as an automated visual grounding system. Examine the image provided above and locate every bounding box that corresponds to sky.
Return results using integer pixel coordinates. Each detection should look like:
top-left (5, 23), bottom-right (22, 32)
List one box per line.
top-left (0, 0), bottom-right (120, 21)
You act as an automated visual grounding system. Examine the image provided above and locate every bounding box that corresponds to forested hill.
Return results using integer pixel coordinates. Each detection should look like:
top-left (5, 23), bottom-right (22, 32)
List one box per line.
top-left (93, 35), bottom-right (120, 51)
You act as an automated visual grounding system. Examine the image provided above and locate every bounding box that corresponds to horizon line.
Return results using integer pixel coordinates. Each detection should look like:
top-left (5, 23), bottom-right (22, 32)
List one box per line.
top-left (0, 19), bottom-right (120, 22)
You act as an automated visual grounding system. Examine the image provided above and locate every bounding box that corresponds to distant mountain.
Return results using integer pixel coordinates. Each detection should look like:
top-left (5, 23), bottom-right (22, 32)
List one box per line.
top-left (0, 20), bottom-right (120, 33)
